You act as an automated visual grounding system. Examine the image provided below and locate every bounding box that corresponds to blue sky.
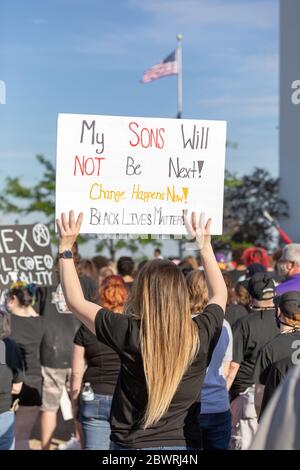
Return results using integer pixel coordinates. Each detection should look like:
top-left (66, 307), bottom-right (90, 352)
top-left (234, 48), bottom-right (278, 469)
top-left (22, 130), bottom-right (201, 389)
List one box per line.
top-left (0, 0), bottom-right (279, 254)
top-left (0, 0), bottom-right (279, 177)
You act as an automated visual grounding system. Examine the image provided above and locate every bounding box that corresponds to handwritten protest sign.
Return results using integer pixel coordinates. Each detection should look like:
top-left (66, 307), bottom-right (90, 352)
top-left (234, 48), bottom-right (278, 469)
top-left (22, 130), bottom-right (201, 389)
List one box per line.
top-left (0, 224), bottom-right (54, 299)
top-left (56, 114), bottom-right (227, 235)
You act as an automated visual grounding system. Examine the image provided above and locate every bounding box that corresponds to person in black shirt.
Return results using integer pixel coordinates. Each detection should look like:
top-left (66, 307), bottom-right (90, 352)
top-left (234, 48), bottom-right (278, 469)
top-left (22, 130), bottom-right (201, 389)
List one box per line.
top-left (254, 291), bottom-right (300, 414)
top-left (226, 273), bottom-right (279, 450)
top-left (251, 364), bottom-right (300, 450)
top-left (72, 275), bottom-right (128, 450)
top-left (36, 244), bottom-right (96, 450)
top-left (5, 282), bottom-right (44, 450)
top-left (56, 210), bottom-right (227, 450)
top-left (259, 356), bottom-right (294, 419)
top-left (0, 308), bottom-right (24, 450)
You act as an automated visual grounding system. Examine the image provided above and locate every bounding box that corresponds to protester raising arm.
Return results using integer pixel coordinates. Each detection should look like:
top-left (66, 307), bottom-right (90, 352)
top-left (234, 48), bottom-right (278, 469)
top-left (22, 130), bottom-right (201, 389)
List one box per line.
top-left (57, 209), bottom-right (227, 450)
top-left (56, 211), bottom-right (100, 334)
top-left (184, 212), bottom-right (227, 311)
top-left (57, 210), bottom-right (227, 331)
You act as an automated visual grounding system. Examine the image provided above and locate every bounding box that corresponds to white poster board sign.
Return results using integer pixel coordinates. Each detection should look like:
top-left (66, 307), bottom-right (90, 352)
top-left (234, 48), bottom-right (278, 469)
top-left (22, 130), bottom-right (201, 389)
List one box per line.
top-left (56, 114), bottom-right (226, 235)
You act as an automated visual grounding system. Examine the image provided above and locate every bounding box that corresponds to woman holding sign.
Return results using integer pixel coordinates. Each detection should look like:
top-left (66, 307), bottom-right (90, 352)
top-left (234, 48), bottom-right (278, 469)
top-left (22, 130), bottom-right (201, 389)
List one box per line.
top-left (56, 210), bottom-right (226, 450)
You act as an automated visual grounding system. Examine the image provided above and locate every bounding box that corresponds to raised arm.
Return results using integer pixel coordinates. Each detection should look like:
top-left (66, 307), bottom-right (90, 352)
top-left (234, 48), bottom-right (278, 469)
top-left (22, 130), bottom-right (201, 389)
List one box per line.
top-left (56, 211), bottom-right (100, 334)
top-left (184, 212), bottom-right (227, 311)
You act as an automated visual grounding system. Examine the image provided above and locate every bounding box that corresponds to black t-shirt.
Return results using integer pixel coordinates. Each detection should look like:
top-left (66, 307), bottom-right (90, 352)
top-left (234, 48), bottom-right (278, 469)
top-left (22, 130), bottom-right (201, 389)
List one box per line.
top-left (0, 337), bottom-right (25, 413)
top-left (259, 356), bottom-right (294, 418)
top-left (230, 309), bottom-right (280, 397)
top-left (254, 330), bottom-right (300, 386)
top-left (74, 324), bottom-right (120, 396)
top-left (10, 314), bottom-right (45, 406)
top-left (94, 303), bottom-right (223, 449)
top-left (36, 275), bottom-right (96, 369)
top-left (225, 303), bottom-right (248, 328)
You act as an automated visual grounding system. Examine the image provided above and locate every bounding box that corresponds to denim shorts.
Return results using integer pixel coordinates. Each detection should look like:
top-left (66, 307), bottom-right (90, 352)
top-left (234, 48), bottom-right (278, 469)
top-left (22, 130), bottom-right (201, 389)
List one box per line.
top-left (0, 410), bottom-right (15, 450)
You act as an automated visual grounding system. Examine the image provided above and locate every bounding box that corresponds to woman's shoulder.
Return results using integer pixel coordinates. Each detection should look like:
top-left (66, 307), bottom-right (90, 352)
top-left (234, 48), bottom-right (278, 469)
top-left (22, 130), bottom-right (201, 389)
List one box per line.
top-left (10, 309), bottom-right (40, 319)
top-left (96, 308), bottom-right (137, 332)
top-left (97, 308), bottom-right (135, 320)
top-left (29, 310), bottom-right (40, 318)
top-left (193, 303), bottom-right (224, 321)
top-left (94, 309), bottom-right (138, 352)
top-left (193, 303), bottom-right (224, 336)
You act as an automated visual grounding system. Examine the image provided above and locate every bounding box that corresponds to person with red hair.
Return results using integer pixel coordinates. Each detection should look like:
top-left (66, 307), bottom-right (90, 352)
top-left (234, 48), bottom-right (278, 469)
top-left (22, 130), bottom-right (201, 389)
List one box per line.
top-left (71, 275), bottom-right (128, 450)
top-left (242, 247), bottom-right (270, 269)
top-left (99, 275), bottom-right (128, 313)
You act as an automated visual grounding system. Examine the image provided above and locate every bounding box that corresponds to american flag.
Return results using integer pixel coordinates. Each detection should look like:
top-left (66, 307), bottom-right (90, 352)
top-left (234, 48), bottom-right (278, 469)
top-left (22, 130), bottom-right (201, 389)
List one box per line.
top-left (141, 50), bottom-right (178, 84)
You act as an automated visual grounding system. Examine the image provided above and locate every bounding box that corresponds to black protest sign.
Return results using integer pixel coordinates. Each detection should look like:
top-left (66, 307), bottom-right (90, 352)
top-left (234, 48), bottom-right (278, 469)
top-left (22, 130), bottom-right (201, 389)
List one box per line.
top-left (0, 224), bottom-right (54, 295)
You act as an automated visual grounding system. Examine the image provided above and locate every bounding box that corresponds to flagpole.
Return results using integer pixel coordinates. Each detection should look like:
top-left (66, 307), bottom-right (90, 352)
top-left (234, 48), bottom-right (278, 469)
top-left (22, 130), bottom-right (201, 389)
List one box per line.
top-left (176, 34), bottom-right (184, 258)
top-left (176, 34), bottom-right (183, 119)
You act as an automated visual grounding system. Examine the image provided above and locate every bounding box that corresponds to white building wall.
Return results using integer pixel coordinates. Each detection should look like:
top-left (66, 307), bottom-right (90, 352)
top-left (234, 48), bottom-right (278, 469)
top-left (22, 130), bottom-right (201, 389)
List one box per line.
top-left (280, 0), bottom-right (300, 241)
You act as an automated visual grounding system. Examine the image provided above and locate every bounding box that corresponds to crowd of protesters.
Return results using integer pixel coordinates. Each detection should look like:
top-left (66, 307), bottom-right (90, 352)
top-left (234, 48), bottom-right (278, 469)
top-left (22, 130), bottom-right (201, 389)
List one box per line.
top-left (1, 210), bottom-right (300, 450)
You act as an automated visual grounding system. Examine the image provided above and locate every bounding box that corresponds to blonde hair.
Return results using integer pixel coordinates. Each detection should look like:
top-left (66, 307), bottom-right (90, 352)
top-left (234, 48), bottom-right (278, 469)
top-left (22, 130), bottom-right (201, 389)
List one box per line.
top-left (186, 270), bottom-right (209, 314)
top-left (127, 260), bottom-right (200, 428)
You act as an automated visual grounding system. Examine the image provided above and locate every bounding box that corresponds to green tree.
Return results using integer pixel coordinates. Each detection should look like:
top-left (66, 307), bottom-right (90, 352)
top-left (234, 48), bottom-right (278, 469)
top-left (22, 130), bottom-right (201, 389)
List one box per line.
top-left (223, 167), bottom-right (289, 247)
top-left (0, 154), bottom-right (55, 224)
